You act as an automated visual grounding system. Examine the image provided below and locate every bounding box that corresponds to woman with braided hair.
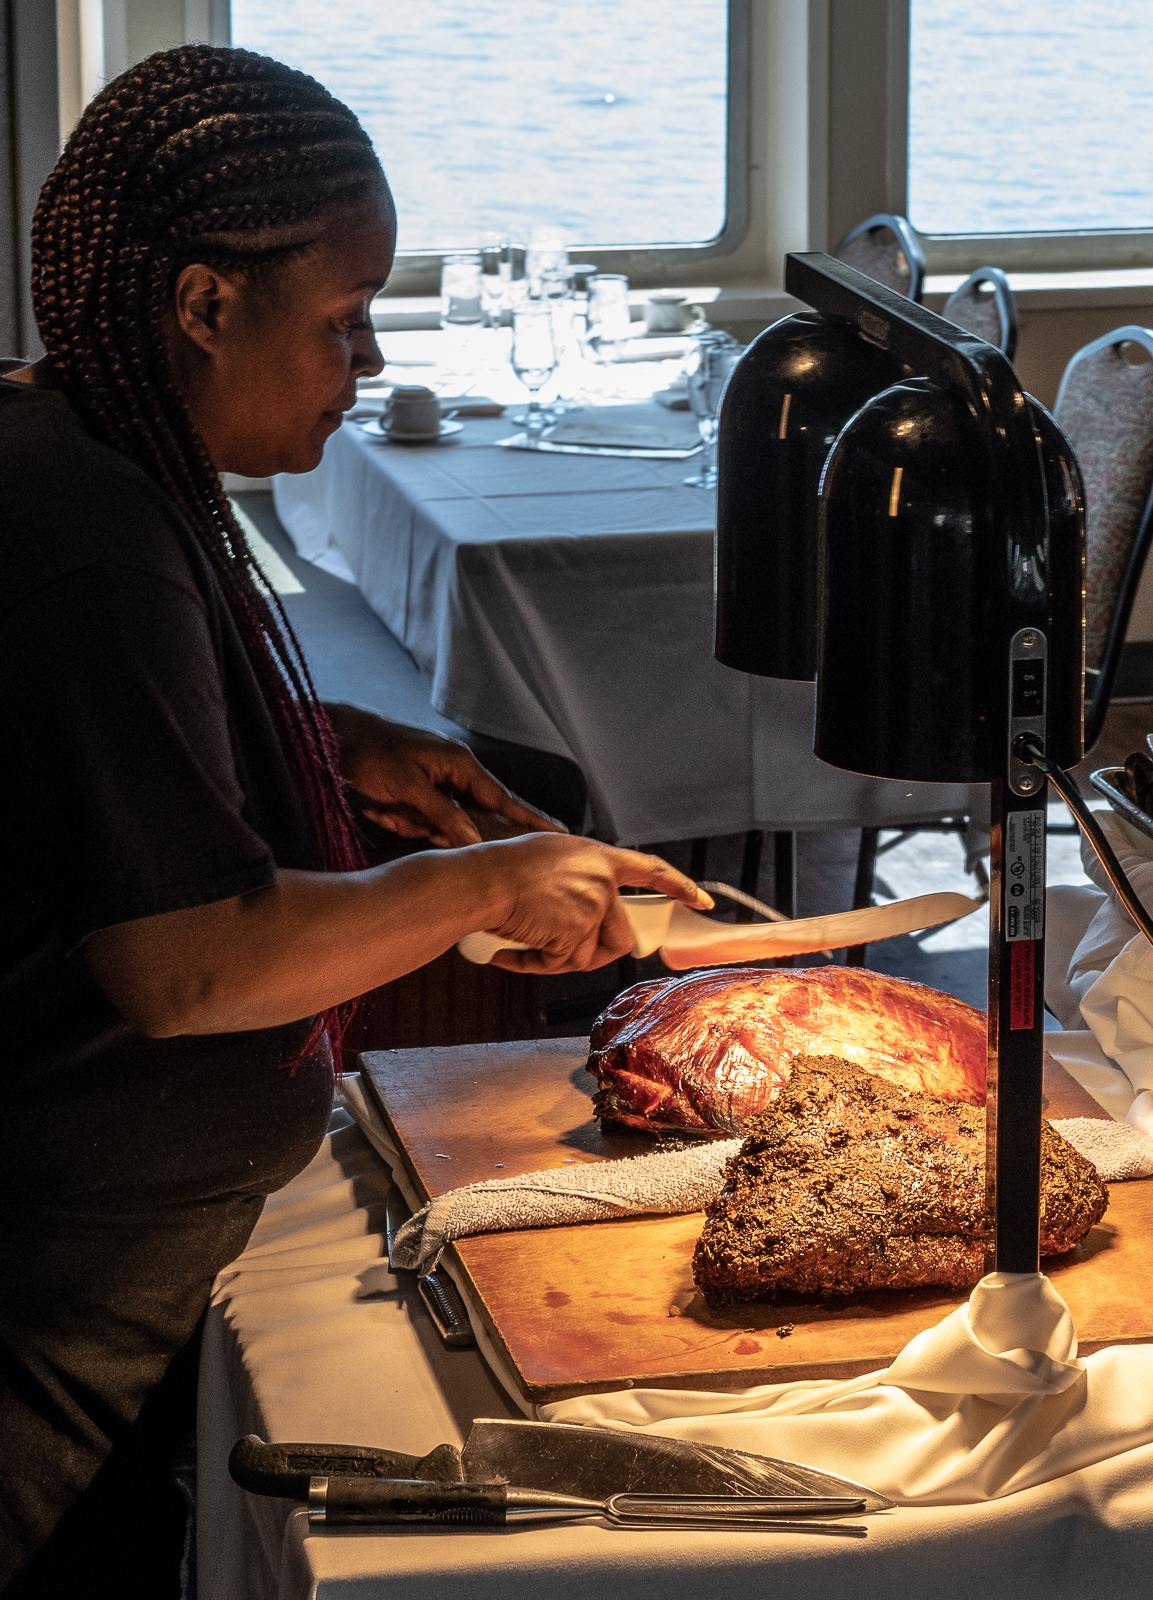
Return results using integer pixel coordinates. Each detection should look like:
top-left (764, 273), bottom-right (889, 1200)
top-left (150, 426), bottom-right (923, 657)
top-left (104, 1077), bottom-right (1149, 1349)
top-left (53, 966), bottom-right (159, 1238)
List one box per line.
top-left (0, 44), bottom-right (707, 1594)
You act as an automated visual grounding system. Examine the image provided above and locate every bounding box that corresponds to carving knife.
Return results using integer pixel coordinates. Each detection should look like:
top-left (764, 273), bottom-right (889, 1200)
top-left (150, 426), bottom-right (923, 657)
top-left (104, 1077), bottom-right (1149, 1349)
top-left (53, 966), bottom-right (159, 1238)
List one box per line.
top-left (231, 1423), bottom-right (893, 1513)
top-left (457, 889), bottom-right (979, 967)
top-left (384, 1182), bottom-right (475, 1350)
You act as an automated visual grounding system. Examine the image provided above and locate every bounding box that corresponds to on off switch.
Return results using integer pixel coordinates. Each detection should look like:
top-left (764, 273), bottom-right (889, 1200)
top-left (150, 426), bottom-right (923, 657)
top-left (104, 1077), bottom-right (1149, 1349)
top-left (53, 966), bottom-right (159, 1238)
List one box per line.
top-left (1012, 658), bottom-right (1045, 719)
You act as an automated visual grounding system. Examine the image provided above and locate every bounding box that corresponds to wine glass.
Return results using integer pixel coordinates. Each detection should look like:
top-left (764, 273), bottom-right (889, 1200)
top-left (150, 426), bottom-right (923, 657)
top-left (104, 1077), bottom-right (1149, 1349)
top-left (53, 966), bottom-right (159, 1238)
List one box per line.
top-left (684, 333), bottom-right (743, 490)
top-left (511, 305), bottom-right (558, 441)
top-left (512, 270), bottom-right (575, 423)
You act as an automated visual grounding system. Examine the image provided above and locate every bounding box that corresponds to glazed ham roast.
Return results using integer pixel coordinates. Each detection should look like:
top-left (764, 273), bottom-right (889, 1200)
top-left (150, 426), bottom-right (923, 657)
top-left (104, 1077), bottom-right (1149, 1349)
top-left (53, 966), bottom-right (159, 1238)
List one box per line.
top-left (693, 1055), bottom-right (1108, 1303)
top-left (587, 967), bottom-right (987, 1137)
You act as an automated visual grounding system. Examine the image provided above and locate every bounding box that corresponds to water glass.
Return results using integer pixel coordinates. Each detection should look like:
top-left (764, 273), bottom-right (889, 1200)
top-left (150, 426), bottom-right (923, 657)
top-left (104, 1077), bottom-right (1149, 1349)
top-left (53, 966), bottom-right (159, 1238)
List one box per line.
top-left (586, 274), bottom-right (632, 362)
top-left (684, 332), bottom-right (744, 490)
top-left (526, 223), bottom-right (567, 296)
top-left (511, 305), bottom-right (558, 440)
top-left (440, 253), bottom-right (484, 377)
top-left (498, 239), bottom-right (527, 314)
top-left (479, 233), bottom-right (507, 326)
top-left (440, 253), bottom-right (483, 327)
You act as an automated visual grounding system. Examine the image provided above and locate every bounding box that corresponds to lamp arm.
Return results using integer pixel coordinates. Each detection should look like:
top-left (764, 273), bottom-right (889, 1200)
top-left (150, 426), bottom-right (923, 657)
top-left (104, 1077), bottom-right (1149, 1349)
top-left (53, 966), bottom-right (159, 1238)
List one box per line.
top-left (1016, 737), bottom-right (1153, 948)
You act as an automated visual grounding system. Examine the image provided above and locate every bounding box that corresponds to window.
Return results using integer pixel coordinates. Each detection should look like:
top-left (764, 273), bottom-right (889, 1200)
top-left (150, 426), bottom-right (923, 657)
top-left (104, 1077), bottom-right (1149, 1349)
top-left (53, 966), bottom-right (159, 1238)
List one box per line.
top-left (907, 0), bottom-right (1153, 242)
top-left (229, 0), bottom-right (736, 260)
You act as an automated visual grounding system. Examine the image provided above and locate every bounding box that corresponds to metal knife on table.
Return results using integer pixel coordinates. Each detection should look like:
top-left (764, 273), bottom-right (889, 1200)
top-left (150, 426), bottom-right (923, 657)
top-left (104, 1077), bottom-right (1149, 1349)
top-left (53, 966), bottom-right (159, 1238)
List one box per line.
top-left (230, 1419), bottom-right (892, 1511)
top-left (384, 1181), bottom-right (475, 1349)
top-left (230, 1423), bottom-right (891, 1536)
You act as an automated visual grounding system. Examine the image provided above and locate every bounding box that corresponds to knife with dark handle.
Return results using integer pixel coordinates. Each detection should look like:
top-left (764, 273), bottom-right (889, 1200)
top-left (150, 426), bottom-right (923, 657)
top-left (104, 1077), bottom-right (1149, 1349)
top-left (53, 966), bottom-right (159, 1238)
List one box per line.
top-left (231, 1427), bottom-right (894, 1513)
top-left (228, 1435), bottom-right (463, 1498)
top-left (385, 1182), bottom-right (475, 1349)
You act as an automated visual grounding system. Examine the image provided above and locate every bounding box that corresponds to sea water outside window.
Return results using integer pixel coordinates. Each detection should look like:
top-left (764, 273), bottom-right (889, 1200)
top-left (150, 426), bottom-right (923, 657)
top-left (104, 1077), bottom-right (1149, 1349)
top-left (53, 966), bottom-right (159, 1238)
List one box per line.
top-left (908, 0), bottom-right (1153, 237)
top-left (228, 0), bottom-right (730, 257)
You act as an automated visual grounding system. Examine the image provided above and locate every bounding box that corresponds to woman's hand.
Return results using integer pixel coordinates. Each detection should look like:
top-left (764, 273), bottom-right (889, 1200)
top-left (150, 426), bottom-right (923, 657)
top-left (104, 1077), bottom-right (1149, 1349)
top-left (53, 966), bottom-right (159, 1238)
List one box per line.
top-left (476, 834), bottom-right (712, 974)
top-left (325, 703), bottom-right (565, 846)
top-left (82, 833), bottom-right (711, 1037)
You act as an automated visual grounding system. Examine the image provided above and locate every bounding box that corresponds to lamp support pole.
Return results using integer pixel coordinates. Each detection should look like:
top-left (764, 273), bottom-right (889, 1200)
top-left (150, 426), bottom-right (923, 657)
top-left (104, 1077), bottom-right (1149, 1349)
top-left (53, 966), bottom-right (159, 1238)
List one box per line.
top-left (986, 629), bottom-right (1050, 1274)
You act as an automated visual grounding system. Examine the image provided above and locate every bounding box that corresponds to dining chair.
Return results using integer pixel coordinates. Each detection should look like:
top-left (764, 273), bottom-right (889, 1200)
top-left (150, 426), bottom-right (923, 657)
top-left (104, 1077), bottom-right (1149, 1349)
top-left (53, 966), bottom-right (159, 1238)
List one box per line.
top-left (1054, 324), bottom-right (1153, 752)
top-left (832, 214), bottom-right (926, 303)
top-left (941, 267), bottom-right (1019, 361)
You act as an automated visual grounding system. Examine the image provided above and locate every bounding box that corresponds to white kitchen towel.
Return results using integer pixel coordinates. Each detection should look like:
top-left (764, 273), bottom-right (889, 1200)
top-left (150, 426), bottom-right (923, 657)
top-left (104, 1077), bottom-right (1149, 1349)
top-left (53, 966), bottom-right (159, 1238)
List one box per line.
top-left (542, 1271), bottom-right (1153, 1505)
top-left (389, 1139), bottom-right (741, 1272)
top-left (1050, 1116), bottom-right (1153, 1179)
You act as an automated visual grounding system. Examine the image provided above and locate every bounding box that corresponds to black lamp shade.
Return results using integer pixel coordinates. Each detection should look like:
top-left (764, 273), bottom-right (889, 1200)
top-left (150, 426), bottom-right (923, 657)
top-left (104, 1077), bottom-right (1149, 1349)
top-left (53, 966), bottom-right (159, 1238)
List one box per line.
top-left (714, 313), bottom-right (903, 681)
top-left (715, 254), bottom-right (1085, 781)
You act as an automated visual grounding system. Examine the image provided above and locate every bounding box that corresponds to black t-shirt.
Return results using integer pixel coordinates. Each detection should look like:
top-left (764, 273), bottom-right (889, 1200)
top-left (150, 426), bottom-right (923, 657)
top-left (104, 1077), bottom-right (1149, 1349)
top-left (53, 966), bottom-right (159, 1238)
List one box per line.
top-left (0, 376), bottom-right (335, 1574)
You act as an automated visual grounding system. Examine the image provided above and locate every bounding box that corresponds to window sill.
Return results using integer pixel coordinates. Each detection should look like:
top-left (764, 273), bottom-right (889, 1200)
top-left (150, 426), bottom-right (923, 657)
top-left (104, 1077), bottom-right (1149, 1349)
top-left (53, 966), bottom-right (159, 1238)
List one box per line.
top-left (924, 268), bottom-right (1153, 313)
top-left (371, 283), bottom-right (801, 333)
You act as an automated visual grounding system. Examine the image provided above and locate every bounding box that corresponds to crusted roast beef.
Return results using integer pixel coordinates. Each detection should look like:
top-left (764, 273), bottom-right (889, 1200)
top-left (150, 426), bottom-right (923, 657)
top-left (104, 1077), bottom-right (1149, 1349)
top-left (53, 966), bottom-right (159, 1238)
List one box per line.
top-left (588, 967), bottom-right (987, 1137)
top-left (693, 1055), bottom-right (1108, 1304)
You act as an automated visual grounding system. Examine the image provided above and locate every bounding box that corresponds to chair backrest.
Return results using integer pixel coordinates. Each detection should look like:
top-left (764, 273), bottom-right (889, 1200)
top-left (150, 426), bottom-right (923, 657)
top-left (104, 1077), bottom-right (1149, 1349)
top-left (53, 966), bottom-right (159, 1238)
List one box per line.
top-left (941, 267), bottom-right (1019, 361)
top-left (832, 213), bottom-right (926, 303)
top-left (1054, 324), bottom-right (1153, 749)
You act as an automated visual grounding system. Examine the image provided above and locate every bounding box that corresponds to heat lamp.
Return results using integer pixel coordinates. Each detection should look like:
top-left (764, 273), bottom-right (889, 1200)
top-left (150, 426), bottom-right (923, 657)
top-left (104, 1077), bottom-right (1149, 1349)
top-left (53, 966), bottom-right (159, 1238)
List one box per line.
top-left (715, 253), bottom-right (1085, 1272)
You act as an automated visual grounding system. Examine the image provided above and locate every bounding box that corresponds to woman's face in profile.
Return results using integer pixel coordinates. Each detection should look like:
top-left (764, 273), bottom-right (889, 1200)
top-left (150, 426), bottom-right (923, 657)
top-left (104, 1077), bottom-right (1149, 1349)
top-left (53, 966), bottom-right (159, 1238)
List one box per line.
top-left (169, 185), bottom-right (395, 477)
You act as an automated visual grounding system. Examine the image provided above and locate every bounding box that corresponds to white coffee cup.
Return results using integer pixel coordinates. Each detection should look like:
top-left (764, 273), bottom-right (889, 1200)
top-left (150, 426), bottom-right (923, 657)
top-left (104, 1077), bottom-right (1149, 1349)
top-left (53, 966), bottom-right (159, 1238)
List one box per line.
top-left (644, 292), bottom-right (693, 333)
top-left (384, 385), bottom-right (441, 440)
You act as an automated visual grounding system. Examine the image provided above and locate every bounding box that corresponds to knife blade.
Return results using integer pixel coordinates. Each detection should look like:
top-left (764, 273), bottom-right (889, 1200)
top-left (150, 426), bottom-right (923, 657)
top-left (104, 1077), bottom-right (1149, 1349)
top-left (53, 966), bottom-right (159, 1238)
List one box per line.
top-left (385, 1182), bottom-right (475, 1350)
top-left (457, 890), bottom-right (979, 967)
top-left (459, 1419), bottom-right (895, 1513)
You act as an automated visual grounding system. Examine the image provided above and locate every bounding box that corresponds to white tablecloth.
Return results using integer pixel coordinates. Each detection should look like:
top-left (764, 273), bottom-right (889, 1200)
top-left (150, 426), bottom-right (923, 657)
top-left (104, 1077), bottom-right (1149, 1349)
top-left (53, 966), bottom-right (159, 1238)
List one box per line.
top-left (273, 410), bottom-right (973, 843)
top-left (197, 1098), bottom-right (1153, 1600)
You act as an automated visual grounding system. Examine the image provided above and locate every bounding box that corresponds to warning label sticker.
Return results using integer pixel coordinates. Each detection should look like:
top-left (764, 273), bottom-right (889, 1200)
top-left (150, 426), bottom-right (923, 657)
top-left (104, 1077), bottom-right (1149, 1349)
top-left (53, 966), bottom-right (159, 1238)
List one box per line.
top-left (1010, 941), bottom-right (1035, 1030)
top-left (1005, 808), bottom-right (1045, 943)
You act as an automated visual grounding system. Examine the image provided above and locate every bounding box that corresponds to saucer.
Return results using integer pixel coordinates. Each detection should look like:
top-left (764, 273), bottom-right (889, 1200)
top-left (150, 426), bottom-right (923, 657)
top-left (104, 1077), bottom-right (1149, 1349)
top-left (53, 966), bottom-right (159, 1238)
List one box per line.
top-left (358, 418), bottom-right (464, 444)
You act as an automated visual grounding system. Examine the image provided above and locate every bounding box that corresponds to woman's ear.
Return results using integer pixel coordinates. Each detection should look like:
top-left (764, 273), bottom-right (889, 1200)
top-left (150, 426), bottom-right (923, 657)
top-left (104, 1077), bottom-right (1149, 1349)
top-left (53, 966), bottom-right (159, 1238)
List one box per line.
top-left (170, 262), bottom-right (244, 357)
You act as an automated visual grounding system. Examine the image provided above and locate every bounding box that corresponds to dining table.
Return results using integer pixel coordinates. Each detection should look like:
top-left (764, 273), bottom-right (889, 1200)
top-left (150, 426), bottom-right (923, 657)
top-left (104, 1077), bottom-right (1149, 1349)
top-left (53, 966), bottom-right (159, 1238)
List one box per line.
top-left (195, 1075), bottom-right (1153, 1600)
top-left (272, 329), bottom-right (974, 845)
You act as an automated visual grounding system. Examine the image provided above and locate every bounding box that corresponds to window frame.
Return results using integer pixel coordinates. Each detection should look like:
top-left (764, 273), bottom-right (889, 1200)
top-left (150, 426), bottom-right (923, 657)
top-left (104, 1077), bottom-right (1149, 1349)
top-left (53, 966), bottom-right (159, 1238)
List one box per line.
top-left (894, 0), bottom-right (1153, 275)
top-left (222, 0), bottom-right (751, 295)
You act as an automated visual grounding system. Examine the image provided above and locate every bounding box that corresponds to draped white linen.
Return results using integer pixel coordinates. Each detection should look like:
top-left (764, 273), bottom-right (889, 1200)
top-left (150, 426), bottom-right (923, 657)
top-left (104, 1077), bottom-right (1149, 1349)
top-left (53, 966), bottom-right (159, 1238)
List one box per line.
top-left (272, 418), bottom-right (974, 843)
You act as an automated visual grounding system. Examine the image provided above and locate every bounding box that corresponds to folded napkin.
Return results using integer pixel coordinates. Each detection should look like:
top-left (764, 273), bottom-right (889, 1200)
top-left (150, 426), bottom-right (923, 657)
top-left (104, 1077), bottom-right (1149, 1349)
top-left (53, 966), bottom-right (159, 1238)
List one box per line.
top-left (545, 415), bottom-right (697, 451)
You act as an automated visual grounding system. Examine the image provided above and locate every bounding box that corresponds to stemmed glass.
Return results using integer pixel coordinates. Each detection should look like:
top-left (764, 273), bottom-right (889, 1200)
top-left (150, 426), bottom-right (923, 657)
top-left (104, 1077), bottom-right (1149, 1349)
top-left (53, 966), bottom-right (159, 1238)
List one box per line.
top-left (684, 332), bottom-right (743, 489)
top-left (511, 305), bottom-right (558, 441)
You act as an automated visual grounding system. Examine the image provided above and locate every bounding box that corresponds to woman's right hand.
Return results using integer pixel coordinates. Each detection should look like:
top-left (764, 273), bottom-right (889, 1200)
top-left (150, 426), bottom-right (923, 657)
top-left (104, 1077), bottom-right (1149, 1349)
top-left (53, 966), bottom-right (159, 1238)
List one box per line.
top-left (470, 834), bottom-right (712, 974)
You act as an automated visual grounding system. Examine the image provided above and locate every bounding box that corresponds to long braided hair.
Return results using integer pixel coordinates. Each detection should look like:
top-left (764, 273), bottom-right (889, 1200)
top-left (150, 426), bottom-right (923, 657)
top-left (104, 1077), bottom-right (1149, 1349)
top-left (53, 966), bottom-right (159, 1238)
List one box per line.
top-left (32, 45), bottom-right (385, 1063)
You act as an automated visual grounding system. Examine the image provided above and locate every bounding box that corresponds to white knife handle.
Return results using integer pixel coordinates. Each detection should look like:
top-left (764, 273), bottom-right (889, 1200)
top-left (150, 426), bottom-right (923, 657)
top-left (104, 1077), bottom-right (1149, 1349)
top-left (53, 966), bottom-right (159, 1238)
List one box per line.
top-left (457, 894), bottom-right (674, 965)
top-left (457, 931), bottom-right (533, 963)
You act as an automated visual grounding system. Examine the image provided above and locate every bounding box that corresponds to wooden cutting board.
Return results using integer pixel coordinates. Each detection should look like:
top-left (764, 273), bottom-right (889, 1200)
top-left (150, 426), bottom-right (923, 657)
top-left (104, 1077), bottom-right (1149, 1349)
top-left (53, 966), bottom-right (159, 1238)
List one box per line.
top-left (360, 1038), bottom-right (1153, 1405)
